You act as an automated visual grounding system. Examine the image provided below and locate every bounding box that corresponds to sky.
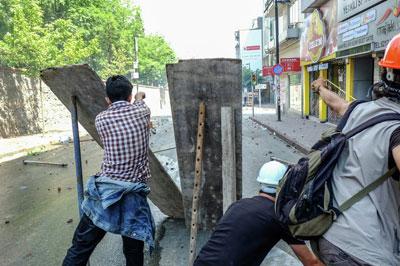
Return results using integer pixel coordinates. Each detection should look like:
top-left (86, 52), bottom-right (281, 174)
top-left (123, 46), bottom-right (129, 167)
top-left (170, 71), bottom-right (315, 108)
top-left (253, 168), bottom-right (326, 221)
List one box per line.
top-left (135, 0), bottom-right (264, 59)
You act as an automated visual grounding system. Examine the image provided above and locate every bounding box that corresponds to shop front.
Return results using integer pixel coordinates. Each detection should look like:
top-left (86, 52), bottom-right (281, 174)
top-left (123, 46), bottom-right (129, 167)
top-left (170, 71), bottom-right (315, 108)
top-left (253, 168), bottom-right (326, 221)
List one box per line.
top-left (336, 0), bottom-right (400, 102)
top-left (300, 1), bottom-right (339, 123)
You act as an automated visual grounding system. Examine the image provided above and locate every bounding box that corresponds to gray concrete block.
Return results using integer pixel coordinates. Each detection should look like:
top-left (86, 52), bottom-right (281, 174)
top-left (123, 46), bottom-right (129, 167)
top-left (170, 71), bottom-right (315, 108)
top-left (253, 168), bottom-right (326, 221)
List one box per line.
top-left (167, 59), bottom-right (242, 229)
top-left (40, 64), bottom-right (184, 218)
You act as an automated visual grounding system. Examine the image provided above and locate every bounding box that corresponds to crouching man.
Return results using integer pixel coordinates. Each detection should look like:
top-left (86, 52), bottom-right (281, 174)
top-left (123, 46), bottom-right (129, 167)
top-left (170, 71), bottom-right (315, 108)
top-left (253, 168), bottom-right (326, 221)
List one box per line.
top-left (194, 161), bottom-right (323, 266)
top-left (63, 75), bottom-right (154, 266)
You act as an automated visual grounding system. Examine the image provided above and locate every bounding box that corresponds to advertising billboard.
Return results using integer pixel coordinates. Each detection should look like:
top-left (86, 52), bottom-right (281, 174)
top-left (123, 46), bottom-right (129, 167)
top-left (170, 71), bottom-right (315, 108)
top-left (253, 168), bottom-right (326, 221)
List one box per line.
top-left (239, 29), bottom-right (263, 72)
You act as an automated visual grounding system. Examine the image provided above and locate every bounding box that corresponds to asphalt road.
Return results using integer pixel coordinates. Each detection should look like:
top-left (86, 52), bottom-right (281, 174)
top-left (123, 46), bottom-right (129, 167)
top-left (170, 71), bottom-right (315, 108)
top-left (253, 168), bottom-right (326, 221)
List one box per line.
top-left (0, 113), bottom-right (304, 265)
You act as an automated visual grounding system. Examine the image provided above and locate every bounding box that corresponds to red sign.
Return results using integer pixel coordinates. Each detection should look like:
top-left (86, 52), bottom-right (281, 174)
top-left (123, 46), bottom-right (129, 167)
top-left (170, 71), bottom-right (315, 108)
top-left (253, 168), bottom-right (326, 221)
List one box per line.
top-left (244, 45), bottom-right (261, 51)
top-left (280, 58), bottom-right (301, 72)
top-left (262, 66), bottom-right (274, 76)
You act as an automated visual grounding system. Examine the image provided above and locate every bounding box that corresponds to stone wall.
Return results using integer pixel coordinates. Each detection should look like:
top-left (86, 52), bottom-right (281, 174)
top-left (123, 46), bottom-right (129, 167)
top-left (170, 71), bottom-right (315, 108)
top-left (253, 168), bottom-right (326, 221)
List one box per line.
top-left (0, 67), bottom-right (70, 138)
top-left (0, 66), bottom-right (168, 139)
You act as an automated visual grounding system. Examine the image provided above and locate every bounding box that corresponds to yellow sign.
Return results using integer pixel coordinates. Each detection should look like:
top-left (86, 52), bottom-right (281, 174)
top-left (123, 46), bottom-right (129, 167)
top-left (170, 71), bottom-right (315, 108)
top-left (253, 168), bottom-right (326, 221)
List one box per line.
top-left (306, 10), bottom-right (326, 63)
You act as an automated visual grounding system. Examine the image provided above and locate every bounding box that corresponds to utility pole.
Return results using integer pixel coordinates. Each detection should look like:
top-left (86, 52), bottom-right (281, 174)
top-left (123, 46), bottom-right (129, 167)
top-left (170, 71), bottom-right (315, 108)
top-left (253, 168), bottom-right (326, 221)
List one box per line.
top-left (133, 36), bottom-right (139, 93)
top-left (274, 0), bottom-right (281, 121)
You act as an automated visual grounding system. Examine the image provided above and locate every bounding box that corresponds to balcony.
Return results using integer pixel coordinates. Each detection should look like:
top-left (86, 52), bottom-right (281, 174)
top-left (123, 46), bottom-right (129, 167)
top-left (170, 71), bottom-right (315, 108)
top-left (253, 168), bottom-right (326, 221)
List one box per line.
top-left (280, 23), bottom-right (300, 42)
top-left (264, 23), bottom-right (301, 54)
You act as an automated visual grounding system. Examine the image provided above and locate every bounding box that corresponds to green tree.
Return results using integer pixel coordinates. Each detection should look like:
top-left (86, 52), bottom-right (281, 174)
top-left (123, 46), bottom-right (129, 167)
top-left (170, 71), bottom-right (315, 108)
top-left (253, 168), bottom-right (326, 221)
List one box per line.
top-left (0, 0), bottom-right (176, 86)
top-left (0, 0), bottom-right (48, 75)
top-left (138, 35), bottom-right (177, 86)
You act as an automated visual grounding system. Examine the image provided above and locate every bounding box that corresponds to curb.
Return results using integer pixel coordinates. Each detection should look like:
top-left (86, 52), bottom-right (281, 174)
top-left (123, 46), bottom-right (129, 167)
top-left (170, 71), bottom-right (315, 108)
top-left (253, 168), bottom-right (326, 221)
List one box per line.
top-left (249, 117), bottom-right (310, 154)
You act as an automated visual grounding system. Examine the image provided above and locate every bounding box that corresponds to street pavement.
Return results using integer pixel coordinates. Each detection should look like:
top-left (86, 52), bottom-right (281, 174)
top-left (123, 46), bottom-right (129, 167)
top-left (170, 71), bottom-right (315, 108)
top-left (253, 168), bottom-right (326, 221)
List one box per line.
top-left (0, 110), bottom-right (306, 265)
top-left (250, 105), bottom-right (333, 152)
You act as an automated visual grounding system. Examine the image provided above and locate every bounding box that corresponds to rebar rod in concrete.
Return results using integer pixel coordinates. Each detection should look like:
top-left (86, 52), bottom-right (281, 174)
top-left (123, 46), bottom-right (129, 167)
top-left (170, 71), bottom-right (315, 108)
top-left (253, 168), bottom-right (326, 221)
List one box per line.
top-left (23, 160), bottom-right (68, 167)
top-left (188, 102), bottom-right (206, 266)
top-left (71, 96), bottom-right (84, 218)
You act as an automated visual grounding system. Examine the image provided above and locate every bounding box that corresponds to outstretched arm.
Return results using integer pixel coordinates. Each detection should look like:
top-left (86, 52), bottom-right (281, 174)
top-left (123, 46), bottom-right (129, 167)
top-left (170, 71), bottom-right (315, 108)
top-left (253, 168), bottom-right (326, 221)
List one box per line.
top-left (290, 244), bottom-right (325, 266)
top-left (311, 77), bottom-right (350, 116)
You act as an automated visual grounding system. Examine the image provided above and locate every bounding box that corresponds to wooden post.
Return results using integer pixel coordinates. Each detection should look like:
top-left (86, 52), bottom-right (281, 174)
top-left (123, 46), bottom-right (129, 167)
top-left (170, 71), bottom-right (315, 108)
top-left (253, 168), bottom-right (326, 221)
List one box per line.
top-left (221, 107), bottom-right (236, 213)
top-left (188, 102), bottom-right (206, 265)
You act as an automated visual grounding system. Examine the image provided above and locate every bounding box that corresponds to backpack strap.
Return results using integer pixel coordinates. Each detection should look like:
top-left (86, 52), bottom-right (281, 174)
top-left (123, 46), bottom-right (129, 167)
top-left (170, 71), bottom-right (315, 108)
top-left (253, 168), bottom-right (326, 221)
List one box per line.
top-left (336, 100), bottom-right (367, 131)
top-left (338, 167), bottom-right (397, 213)
top-left (345, 113), bottom-right (400, 139)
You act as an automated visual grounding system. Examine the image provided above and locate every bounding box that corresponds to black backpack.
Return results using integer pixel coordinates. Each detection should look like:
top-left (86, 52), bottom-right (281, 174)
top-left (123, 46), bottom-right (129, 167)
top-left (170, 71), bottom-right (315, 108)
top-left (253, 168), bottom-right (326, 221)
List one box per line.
top-left (275, 100), bottom-right (400, 240)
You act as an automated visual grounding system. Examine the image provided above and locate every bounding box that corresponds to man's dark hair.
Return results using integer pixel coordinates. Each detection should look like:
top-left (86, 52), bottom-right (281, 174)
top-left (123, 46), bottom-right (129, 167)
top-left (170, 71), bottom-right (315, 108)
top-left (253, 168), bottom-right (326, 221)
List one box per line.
top-left (105, 75), bottom-right (133, 102)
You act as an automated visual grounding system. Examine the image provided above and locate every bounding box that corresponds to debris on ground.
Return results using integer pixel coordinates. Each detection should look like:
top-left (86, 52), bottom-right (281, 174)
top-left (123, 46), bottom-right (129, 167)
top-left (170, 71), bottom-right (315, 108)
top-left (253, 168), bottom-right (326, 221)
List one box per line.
top-left (57, 187), bottom-right (61, 193)
top-left (66, 219), bottom-right (73, 224)
top-left (5, 220), bottom-right (10, 224)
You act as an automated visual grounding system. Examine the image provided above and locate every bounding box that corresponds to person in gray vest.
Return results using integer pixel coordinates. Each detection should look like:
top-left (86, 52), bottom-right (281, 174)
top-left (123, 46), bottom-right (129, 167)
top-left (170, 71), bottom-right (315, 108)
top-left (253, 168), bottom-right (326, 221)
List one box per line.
top-left (310, 33), bottom-right (400, 266)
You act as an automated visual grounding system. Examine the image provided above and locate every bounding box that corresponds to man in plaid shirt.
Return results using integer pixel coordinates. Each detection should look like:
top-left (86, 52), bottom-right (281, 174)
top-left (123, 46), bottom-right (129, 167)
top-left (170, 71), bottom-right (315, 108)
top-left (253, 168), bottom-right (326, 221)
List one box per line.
top-left (63, 75), bottom-right (154, 266)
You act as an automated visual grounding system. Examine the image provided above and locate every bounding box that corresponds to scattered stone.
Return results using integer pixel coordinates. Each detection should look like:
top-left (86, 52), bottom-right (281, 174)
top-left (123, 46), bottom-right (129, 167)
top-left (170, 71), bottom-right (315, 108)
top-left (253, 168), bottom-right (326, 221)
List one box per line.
top-left (5, 220), bottom-right (10, 224)
top-left (66, 219), bottom-right (73, 224)
top-left (20, 186), bottom-right (28, 190)
top-left (85, 160), bottom-right (88, 164)
top-left (57, 187), bottom-right (61, 193)
top-left (48, 188), bottom-right (51, 191)
top-left (67, 186), bottom-right (73, 190)
top-left (23, 252), bottom-right (32, 259)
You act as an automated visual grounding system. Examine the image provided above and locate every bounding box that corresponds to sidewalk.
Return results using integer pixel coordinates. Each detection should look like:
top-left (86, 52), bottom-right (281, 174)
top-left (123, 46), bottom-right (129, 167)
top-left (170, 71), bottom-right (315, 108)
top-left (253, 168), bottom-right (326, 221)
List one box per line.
top-left (246, 105), bottom-right (334, 153)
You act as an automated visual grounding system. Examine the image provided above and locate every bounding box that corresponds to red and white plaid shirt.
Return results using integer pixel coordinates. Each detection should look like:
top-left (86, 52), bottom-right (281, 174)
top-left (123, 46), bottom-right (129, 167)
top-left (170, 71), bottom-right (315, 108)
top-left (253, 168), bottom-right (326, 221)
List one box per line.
top-left (95, 100), bottom-right (151, 183)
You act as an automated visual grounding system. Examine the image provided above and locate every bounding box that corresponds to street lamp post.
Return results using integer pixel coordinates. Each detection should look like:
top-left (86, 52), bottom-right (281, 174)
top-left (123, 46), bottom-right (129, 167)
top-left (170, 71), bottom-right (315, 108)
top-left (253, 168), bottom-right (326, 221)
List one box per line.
top-left (274, 0), bottom-right (281, 121)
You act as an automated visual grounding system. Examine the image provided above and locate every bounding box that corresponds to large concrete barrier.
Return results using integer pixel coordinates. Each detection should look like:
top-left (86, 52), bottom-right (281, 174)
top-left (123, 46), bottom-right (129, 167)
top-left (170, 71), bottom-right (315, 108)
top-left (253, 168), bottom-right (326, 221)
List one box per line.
top-left (40, 64), bottom-right (184, 218)
top-left (167, 59), bottom-right (242, 229)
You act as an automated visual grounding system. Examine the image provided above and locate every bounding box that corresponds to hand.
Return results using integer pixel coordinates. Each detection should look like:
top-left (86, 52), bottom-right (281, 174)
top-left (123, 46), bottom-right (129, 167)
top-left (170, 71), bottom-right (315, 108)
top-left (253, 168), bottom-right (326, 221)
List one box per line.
top-left (311, 77), bottom-right (327, 93)
top-left (135, 92), bottom-right (146, 101)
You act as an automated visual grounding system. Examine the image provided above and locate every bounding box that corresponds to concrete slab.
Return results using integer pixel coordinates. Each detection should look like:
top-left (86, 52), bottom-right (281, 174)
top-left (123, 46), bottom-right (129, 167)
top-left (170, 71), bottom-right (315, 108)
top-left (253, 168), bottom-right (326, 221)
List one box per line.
top-left (167, 59), bottom-right (242, 229)
top-left (40, 64), bottom-right (184, 218)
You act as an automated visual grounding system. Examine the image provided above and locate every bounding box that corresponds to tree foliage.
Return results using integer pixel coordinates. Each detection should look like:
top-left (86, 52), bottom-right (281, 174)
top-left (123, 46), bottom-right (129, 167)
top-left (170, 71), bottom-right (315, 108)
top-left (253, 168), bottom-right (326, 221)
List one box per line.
top-left (0, 0), bottom-right (176, 86)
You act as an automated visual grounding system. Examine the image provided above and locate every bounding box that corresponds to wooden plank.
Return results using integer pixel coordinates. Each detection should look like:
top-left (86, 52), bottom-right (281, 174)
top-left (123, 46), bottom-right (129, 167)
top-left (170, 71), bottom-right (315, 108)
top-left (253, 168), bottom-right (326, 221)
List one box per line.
top-left (188, 102), bottom-right (205, 266)
top-left (40, 64), bottom-right (184, 218)
top-left (221, 107), bottom-right (236, 213)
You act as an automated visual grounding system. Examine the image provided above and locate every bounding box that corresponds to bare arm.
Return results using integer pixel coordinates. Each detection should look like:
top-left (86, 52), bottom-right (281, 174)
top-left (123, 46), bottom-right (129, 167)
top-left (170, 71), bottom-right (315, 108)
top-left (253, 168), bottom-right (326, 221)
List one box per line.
top-left (392, 146), bottom-right (400, 171)
top-left (290, 244), bottom-right (325, 266)
top-left (311, 78), bottom-right (350, 116)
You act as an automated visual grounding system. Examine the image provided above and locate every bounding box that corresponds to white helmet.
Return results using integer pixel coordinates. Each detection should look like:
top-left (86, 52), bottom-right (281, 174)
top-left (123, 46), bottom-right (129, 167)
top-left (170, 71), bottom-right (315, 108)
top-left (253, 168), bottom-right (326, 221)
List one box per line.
top-left (257, 161), bottom-right (288, 194)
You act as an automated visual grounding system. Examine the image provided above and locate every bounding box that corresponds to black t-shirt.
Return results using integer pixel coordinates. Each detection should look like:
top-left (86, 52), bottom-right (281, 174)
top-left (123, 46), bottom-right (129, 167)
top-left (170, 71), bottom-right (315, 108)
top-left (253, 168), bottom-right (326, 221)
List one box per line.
top-left (194, 196), bottom-right (304, 266)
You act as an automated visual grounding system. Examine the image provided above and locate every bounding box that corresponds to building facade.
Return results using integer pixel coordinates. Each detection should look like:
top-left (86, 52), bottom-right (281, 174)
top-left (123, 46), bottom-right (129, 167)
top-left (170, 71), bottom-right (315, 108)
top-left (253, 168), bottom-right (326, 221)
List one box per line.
top-left (235, 17), bottom-right (264, 105)
top-left (263, 0), bottom-right (304, 112)
top-left (301, 0), bottom-right (400, 123)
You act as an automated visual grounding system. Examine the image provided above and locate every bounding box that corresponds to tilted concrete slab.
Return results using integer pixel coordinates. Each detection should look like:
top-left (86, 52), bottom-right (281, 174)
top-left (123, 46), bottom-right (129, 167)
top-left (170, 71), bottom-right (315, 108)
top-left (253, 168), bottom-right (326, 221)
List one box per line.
top-left (40, 64), bottom-right (184, 218)
top-left (167, 59), bottom-right (242, 229)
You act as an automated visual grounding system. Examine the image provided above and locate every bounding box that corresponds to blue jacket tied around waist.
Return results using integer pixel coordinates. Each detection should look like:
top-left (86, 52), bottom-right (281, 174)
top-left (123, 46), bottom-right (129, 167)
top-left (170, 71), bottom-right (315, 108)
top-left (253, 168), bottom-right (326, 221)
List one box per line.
top-left (81, 175), bottom-right (155, 251)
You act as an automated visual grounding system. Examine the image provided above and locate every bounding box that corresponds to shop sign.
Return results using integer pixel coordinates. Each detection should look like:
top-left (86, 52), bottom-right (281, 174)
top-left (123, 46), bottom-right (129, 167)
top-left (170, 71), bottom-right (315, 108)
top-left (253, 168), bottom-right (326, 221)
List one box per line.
top-left (305, 10), bottom-right (326, 63)
top-left (255, 84), bottom-right (267, 90)
top-left (300, 1), bottom-right (338, 63)
top-left (262, 66), bottom-right (274, 76)
top-left (337, 1), bottom-right (400, 52)
top-left (338, 0), bottom-right (383, 22)
top-left (280, 58), bottom-right (301, 72)
top-left (306, 63), bottom-right (329, 72)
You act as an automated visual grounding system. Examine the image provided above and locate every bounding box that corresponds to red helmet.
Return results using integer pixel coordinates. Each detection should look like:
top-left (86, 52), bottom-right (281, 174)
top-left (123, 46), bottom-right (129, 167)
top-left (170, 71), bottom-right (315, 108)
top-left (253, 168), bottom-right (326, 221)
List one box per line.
top-left (379, 33), bottom-right (400, 70)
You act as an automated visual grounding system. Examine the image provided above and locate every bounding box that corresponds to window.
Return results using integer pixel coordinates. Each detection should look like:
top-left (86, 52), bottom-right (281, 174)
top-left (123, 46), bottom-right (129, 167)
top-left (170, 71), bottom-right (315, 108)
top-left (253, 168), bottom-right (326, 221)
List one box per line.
top-left (289, 0), bottom-right (303, 25)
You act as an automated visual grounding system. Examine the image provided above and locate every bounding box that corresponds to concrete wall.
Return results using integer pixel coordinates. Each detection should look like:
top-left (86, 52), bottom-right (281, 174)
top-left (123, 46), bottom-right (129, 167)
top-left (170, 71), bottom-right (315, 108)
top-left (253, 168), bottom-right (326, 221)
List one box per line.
top-left (167, 59), bottom-right (242, 229)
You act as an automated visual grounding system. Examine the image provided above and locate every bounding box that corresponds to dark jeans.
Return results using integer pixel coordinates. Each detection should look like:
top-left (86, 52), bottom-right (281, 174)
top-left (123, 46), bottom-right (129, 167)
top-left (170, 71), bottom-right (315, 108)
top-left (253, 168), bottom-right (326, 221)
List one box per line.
top-left (63, 214), bottom-right (144, 266)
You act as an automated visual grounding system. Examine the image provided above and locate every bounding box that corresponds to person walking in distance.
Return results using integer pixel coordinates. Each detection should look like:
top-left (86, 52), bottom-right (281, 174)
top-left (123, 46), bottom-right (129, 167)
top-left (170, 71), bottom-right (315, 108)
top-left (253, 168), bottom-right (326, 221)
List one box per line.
top-left (63, 75), bottom-right (154, 266)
